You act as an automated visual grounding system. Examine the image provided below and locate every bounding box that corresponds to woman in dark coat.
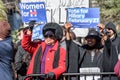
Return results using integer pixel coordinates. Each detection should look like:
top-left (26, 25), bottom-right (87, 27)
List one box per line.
top-left (79, 30), bottom-right (103, 80)
top-left (80, 30), bottom-right (103, 68)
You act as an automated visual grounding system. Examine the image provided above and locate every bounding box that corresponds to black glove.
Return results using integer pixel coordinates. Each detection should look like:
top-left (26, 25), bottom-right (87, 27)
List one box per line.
top-left (46, 72), bottom-right (55, 80)
top-left (28, 20), bottom-right (36, 31)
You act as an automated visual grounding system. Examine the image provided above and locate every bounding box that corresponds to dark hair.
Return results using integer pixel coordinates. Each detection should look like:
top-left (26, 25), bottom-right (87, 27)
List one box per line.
top-left (18, 28), bottom-right (24, 32)
top-left (23, 27), bottom-right (29, 32)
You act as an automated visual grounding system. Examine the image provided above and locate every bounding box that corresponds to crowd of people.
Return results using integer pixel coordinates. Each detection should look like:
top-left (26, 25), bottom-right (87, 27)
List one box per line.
top-left (0, 3), bottom-right (120, 79)
top-left (1, 18), bottom-right (120, 80)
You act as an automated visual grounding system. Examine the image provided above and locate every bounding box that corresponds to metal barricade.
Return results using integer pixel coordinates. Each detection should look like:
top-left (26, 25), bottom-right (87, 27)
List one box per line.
top-left (23, 72), bottom-right (119, 80)
top-left (23, 74), bottom-right (46, 80)
top-left (62, 72), bottom-right (118, 80)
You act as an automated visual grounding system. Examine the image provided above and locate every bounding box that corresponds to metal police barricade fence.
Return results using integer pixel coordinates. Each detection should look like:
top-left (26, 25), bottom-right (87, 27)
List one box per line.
top-left (62, 72), bottom-right (119, 80)
top-left (23, 72), bottom-right (119, 80)
top-left (23, 74), bottom-right (46, 80)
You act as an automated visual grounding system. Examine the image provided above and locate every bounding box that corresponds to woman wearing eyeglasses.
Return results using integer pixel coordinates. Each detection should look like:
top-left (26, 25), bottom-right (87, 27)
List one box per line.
top-left (21, 22), bottom-right (66, 80)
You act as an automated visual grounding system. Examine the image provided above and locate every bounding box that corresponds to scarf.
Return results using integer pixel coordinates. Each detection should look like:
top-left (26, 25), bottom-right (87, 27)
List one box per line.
top-left (33, 45), bottom-right (60, 74)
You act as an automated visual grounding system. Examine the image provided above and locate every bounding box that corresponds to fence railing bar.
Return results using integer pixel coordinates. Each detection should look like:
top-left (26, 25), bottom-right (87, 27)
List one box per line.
top-left (23, 72), bottom-right (117, 80)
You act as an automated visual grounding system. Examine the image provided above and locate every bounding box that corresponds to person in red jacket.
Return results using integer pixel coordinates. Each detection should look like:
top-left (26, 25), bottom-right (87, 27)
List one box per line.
top-left (21, 22), bottom-right (66, 80)
top-left (114, 54), bottom-right (120, 78)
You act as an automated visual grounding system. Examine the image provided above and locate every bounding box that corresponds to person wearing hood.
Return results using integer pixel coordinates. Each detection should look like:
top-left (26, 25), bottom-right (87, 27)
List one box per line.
top-left (21, 22), bottom-right (66, 80)
top-left (79, 29), bottom-right (103, 80)
top-left (102, 22), bottom-right (120, 80)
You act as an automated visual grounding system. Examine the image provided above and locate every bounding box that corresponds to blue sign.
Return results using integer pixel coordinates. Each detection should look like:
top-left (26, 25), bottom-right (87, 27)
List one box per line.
top-left (67, 8), bottom-right (100, 28)
top-left (19, 2), bottom-right (47, 23)
top-left (32, 24), bottom-right (45, 41)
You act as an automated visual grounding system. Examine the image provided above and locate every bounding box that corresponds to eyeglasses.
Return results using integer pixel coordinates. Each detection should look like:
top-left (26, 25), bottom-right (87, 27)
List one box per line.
top-left (44, 34), bottom-right (55, 39)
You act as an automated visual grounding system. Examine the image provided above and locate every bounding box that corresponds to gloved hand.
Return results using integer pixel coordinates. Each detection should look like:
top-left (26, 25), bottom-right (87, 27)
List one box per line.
top-left (46, 72), bottom-right (55, 80)
top-left (28, 20), bottom-right (36, 31)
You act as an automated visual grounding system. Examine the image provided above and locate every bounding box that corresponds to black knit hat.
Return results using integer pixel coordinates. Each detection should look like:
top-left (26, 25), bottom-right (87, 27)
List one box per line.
top-left (43, 22), bottom-right (63, 41)
top-left (85, 30), bottom-right (101, 41)
top-left (105, 22), bottom-right (116, 33)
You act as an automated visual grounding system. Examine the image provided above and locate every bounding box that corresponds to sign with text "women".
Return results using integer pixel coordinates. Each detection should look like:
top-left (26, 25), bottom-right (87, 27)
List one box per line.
top-left (19, 2), bottom-right (47, 23)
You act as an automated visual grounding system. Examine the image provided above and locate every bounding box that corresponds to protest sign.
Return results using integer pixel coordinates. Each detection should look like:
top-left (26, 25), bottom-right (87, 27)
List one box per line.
top-left (32, 24), bottom-right (45, 41)
top-left (67, 8), bottom-right (100, 28)
top-left (19, 2), bottom-right (47, 23)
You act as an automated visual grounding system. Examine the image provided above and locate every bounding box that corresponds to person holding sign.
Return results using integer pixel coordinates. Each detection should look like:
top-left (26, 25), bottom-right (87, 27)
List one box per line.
top-left (21, 22), bottom-right (66, 80)
top-left (60, 22), bottom-right (81, 80)
top-left (79, 30), bottom-right (103, 80)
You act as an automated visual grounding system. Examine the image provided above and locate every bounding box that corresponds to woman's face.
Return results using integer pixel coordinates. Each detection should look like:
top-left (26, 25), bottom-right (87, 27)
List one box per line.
top-left (86, 37), bottom-right (96, 47)
top-left (44, 34), bottom-right (56, 45)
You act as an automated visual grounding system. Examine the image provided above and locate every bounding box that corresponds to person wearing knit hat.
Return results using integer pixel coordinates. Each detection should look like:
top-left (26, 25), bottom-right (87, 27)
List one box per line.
top-left (102, 22), bottom-right (120, 80)
top-left (0, 0), bottom-right (14, 80)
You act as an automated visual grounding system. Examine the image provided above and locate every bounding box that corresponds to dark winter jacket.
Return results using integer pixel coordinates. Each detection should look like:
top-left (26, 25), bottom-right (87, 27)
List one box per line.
top-left (79, 45), bottom-right (103, 70)
top-left (79, 30), bottom-right (103, 72)
top-left (60, 39), bottom-right (80, 73)
top-left (103, 22), bottom-right (120, 72)
top-left (102, 22), bottom-right (120, 80)
top-left (14, 45), bottom-right (31, 76)
top-left (60, 39), bottom-right (80, 80)
top-left (0, 37), bottom-right (14, 80)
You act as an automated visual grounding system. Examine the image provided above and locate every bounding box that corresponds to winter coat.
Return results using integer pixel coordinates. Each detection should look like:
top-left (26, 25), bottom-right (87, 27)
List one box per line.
top-left (102, 36), bottom-right (120, 72)
top-left (14, 45), bottom-right (31, 79)
top-left (0, 37), bottom-right (14, 80)
top-left (102, 22), bottom-right (120, 80)
top-left (102, 22), bottom-right (120, 72)
top-left (21, 34), bottom-right (66, 80)
top-left (60, 40), bottom-right (80, 73)
top-left (79, 45), bottom-right (103, 70)
top-left (79, 30), bottom-right (103, 70)
top-left (60, 40), bottom-right (80, 80)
